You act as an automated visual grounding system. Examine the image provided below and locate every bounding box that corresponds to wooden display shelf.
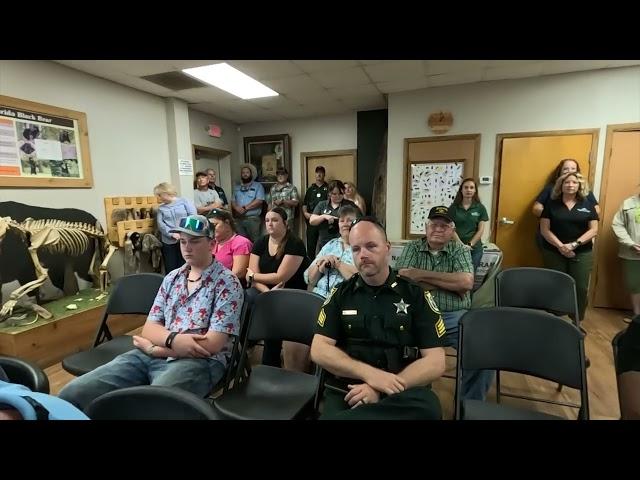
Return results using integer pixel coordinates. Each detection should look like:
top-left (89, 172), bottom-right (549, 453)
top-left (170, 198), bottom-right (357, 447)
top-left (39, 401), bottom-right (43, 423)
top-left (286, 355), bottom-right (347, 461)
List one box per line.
top-left (104, 195), bottom-right (159, 245)
top-left (0, 287), bottom-right (146, 368)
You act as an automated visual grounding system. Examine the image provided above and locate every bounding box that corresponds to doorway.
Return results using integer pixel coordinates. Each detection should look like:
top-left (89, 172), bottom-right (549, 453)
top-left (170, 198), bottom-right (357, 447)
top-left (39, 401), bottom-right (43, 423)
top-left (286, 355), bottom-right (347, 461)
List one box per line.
top-left (192, 145), bottom-right (232, 200)
top-left (592, 124), bottom-right (640, 309)
top-left (492, 130), bottom-right (598, 269)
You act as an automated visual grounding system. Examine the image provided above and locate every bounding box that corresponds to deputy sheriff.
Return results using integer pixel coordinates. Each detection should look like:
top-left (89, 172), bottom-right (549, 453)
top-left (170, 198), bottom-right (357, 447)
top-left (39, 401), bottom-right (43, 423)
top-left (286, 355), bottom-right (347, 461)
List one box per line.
top-left (310, 216), bottom-right (447, 420)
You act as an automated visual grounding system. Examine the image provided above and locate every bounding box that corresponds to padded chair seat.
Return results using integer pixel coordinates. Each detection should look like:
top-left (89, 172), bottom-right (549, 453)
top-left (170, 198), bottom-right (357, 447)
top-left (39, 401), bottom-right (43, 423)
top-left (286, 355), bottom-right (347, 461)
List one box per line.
top-left (62, 336), bottom-right (134, 376)
top-left (214, 365), bottom-right (320, 420)
top-left (0, 356), bottom-right (50, 393)
top-left (462, 399), bottom-right (565, 420)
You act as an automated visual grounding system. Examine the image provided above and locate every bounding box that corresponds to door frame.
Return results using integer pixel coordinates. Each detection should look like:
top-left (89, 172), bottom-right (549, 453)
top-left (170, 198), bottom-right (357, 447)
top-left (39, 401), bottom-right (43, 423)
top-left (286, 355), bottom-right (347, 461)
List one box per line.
top-left (191, 144), bottom-right (231, 170)
top-left (402, 134), bottom-right (481, 239)
top-left (491, 128), bottom-right (600, 244)
top-left (300, 149), bottom-right (358, 192)
top-left (590, 122), bottom-right (640, 306)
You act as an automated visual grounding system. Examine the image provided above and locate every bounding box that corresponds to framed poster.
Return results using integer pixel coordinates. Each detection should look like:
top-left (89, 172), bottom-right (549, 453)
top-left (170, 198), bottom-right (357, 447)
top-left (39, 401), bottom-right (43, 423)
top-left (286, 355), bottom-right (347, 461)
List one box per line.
top-left (243, 134), bottom-right (291, 184)
top-left (406, 160), bottom-right (464, 237)
top-left (0, 95), bottom-right (93, 188)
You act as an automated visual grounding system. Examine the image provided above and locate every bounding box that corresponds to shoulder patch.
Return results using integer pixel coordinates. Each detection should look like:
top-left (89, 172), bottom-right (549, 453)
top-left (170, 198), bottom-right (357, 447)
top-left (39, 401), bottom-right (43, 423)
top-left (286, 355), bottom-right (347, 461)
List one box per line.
top-left (317, 308), bottom-right (326, 327)
top-left (323, 286), bottom-right (338, 307)
top-left (424, 290), bottom-right (441, 314)
top-left (435, 316), bottom-right (446, 338)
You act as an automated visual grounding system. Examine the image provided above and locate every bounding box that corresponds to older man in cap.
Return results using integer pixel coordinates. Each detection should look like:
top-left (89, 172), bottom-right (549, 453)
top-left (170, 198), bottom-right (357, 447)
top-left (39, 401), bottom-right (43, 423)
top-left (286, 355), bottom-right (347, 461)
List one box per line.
top-left (269, 167), bottom-right (299, 230)
top-left (59, 214), bottom-right (244, 412)
top-left (395, 206), bottom-right (494, 401)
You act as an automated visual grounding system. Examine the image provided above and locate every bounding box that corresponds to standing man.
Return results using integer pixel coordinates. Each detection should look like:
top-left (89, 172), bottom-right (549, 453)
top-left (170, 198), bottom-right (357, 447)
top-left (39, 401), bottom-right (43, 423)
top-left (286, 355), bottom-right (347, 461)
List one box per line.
top-left (206, 168), bottom-right (229, 208)
top-left (311, 217), bottom-right (446, 420)
top-left (302, 166), bottom-right (328, 257)
top-left (231, 163), bottom-right (265, 242)
top-left (270, 168), bottom-right (299, 230)
top-left (194, 171), bottom-right (223, 215)
top-left (58, 214), bottom-right (244, 412)
top-left (395, 205), bottom-right (494, 401)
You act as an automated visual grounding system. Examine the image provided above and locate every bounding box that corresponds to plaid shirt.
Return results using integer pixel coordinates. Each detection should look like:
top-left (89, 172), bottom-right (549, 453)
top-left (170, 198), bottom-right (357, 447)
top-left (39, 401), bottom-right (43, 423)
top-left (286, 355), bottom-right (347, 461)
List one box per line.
top-left (395, 238), bottom-right (473, 312)
top-left (270, 182), bottom-right (299, 222)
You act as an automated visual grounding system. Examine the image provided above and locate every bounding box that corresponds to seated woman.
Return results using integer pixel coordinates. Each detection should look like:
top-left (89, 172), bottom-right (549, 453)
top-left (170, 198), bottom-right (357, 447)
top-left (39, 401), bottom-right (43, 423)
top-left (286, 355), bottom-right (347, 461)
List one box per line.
top-left (344, 181), bottom-right (366, 215)
top-left (246, 207), bottom-right (310, 371)
top-left (304, 205), bottom-right (359, 298)
top-left (208, 208), bottom-right (252, 282)
top-left (539, 172), bottom-right (599, 322)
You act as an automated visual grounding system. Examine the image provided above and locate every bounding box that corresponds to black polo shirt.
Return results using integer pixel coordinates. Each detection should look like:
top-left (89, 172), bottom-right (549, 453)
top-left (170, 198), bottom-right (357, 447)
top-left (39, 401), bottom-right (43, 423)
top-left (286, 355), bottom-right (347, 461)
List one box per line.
top-left (211, 184), bottom-right (228, 206)
top-left (316, 268), bottom-right (446, 351)
top-left (541, 198), bottom-right (599, 252)
top-left (303, 182), bottom-right (329, 215)
top-left (313, 198), bottom-right (359, 249)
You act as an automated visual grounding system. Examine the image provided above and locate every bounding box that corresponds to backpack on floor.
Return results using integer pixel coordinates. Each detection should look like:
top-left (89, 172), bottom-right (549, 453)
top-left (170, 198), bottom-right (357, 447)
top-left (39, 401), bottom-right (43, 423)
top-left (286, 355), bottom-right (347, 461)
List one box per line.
top-left (0, 381), bottom-right (89, 420)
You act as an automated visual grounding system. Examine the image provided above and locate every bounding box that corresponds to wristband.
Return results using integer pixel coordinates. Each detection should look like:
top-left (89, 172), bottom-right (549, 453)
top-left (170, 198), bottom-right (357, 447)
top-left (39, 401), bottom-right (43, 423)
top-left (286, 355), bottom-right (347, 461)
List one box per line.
top-left (165, 331), bottom-right (178, 349)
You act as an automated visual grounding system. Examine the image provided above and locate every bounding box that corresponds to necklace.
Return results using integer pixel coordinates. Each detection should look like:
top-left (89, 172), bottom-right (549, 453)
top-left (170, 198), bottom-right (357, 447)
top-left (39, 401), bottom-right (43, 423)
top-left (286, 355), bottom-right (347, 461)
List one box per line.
top-left (188, 276), bottom-right (202, 283)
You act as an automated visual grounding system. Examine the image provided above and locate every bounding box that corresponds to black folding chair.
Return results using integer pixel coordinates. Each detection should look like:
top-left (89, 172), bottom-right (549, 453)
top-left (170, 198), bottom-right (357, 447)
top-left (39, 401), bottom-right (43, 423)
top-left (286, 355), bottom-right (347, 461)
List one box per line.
top-left (86, 386), bottom-right (222, 420)
top-left (454, 307), bottom-right (589, 420)
top-left (213, 289), bottom-right (324, 420)
top-left (495, 267), bottom-right (582, 397)
top-left (0, 355), bottom-right (50, 393)
top-left (62, 273), bottom-right (164, 376)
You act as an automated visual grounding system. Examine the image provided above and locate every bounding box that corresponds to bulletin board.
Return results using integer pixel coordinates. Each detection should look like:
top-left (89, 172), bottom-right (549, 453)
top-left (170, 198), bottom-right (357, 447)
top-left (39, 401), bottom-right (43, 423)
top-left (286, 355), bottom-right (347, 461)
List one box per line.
top-left (406, 160), bottom-right (464, 237)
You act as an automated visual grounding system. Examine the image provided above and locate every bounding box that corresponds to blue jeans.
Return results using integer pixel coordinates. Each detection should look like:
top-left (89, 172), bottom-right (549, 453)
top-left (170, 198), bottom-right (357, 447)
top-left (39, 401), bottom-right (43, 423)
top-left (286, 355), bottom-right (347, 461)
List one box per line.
top-left (471, 244), bottom-right (483, 271)
top-left (442, 310), bottom-right (495, 401)
top-left (58, 349), bottom-right (225, 412)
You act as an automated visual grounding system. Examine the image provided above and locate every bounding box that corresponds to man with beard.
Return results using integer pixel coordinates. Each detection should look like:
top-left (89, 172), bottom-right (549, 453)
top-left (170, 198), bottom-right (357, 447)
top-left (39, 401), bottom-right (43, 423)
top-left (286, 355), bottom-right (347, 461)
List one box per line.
top-left (231, 163), bottom-right (265, 242)
top-left (310, 217), bottom-right (446, 420)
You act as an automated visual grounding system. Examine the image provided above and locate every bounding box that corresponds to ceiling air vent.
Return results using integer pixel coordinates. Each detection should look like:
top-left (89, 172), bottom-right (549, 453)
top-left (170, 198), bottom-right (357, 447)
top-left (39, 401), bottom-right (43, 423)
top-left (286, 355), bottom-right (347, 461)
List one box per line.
top-left (141, 71), bottom-right (208, 91)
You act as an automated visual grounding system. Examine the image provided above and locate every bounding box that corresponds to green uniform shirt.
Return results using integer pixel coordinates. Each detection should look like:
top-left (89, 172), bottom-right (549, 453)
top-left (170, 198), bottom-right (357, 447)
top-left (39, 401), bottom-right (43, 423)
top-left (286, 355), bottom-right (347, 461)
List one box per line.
top-left (315, 268), bottom-right (446, 377)
top-left (448, 201), bottom-right (489, 245)
top-left (395, 239), bottom-right (473, 312)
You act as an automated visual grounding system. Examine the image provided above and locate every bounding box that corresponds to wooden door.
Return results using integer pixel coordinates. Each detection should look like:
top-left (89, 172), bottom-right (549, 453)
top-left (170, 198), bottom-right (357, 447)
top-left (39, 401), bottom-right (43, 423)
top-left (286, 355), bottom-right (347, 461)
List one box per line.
top-left (304, 153), bottom-right (356, 188)
top-left (593, 127), bottom-right (640, 309)
top-left (494, 133), bottom-right (595, 268)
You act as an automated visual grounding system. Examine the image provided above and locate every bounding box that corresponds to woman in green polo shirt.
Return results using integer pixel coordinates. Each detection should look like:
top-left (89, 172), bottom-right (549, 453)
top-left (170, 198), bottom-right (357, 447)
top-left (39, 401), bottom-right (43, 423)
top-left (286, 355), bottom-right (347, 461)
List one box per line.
top-left (449, 178), bottom-right (489, 270)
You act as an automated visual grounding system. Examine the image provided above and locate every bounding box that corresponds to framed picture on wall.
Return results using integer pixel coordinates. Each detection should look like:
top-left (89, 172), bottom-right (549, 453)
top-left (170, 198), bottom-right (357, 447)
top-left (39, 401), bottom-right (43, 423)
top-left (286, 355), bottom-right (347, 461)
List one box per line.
top-left (243, 134), bottom-right (291, 184)
top-left (0, 95), bottom-right (93, 188)
top-left (406, 159), bottom-right (464, 237)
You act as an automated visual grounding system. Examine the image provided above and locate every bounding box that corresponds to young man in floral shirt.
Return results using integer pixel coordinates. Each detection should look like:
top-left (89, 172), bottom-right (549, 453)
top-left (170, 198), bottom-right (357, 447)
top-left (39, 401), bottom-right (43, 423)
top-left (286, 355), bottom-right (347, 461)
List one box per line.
top-left (59, 214), bottom-right (244, 412)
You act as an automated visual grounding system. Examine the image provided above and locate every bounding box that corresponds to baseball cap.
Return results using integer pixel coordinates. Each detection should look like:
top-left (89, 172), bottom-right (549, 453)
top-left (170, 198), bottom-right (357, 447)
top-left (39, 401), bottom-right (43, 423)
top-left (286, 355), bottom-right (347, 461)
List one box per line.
top-left (169, 214), bottom-right (213, 238)
top-left (428, 206), bottom-right (454, 223)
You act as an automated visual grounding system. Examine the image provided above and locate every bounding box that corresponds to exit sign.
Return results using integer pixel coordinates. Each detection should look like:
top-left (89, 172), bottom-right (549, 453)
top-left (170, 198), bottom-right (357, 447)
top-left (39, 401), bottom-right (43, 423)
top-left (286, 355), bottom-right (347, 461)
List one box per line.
top-left (208, 124), bottom-right (222, 137)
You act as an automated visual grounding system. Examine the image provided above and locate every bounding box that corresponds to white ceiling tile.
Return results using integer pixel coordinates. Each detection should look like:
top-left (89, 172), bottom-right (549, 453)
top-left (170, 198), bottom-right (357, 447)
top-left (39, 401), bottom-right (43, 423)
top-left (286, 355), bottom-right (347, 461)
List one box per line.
top-left (292, 60), bottom-right (360, 73)
top-left (359, 60), bottom-right (387, 65)
top-left (327, 83), bottom-right (381, 99)
top-left (310, 67), bottom-right (371, 88)
top-left (341, 94), bottom-right (387, 110)
top-left (604, 60), bottom-right (640, 68)
top-left (286, 88), bottom-right (334, 105)
top-left (226, 60), bottom-right (304, 80)
top-left (482, 62), bottom-right (545, 81)
top-left (363, 61), bottom-right (426, 82)
top-left (485, 60), bottom-right (542, 68)
top-left (425, 60), bottom-right (492, 75)
top-left (261, 74), bottom-right (323, 94)
top-left (179, 87), bottom-right (238, 103)
top-left (427, 70), bottom-right (484, 87)
top-left (376, 77), bottom-right (429, 93)
top-left (540, 60), bottom-right (626, 75)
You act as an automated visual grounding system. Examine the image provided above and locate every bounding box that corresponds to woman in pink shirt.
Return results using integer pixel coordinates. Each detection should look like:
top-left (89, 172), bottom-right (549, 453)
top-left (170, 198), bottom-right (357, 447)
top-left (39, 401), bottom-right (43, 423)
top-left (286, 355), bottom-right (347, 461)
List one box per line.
top-left (208, 208), bottom-right (252, 283)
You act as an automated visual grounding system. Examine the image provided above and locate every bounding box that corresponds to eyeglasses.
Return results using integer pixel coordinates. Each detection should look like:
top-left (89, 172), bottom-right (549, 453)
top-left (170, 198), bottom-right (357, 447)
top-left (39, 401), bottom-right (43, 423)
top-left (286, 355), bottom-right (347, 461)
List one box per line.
top-left (428, 222), bottom-right (454, 231)
top-left (179, 216), bottom-right (208, 234)
top-left (350, 216), bottom-right (385, 230)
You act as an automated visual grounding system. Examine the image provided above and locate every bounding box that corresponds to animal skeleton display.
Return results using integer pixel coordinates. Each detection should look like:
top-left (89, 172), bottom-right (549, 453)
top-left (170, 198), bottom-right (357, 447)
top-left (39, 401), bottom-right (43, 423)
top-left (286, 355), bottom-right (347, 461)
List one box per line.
top-left (0, 216), bottom-right (117, 320)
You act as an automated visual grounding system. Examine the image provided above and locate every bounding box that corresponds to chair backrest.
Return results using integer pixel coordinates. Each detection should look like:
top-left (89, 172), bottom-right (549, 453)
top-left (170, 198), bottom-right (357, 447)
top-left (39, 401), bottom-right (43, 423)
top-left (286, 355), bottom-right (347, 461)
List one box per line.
top-left (218, 289), bottom-right (250, 392)
top-left (0, 355), bottom-right (50, 393)
top-left (495, 267), bottom-right (579, 324)
top-left (471, 251), bottom-right (503, 309)
top-left (94, 273), bottom-right (164, 345)
top-left (456, 307), bottom-right (589, 419)
top-left (86, 386), bottom-right (220, 420)
top-left (246, 289), bottom-right (324, 345)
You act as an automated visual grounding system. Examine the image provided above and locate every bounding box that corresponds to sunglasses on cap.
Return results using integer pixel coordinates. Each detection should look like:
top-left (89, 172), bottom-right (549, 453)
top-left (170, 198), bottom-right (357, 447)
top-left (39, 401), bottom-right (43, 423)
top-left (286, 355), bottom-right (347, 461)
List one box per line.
top-left (179, 216), bottom-right (208, 233)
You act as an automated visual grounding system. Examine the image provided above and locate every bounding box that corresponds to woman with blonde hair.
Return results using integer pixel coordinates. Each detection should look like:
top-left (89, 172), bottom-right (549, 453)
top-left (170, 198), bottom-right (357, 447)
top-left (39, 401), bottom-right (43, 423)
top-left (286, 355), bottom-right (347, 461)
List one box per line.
top-left (344, 181), bottom-right (366, 215)
top-left (154, 182), bottom-right (197, 273)
top-left (539, 172), bottom-right (599, 321)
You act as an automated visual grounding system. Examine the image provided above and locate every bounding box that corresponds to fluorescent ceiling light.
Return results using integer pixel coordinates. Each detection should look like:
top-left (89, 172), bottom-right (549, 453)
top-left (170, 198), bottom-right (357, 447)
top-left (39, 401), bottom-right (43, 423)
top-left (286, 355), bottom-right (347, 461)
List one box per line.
top-left (182, 63), bottom-right (279, 99)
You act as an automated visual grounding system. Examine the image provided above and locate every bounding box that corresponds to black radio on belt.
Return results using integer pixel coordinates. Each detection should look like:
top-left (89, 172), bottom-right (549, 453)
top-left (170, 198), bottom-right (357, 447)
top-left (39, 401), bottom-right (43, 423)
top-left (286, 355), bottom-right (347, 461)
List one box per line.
top-left (402, 346), bottom-right (420, 362)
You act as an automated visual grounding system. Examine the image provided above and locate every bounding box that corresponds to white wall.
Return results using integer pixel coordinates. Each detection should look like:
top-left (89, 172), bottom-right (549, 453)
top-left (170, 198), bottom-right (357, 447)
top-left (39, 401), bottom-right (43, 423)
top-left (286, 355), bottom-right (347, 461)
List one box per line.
top-left (0, 60), bottom-right (171, 228)
top-left (387, 66), bottom-right (640, 241)
top-left (237, 113), bottom-right (357, 192)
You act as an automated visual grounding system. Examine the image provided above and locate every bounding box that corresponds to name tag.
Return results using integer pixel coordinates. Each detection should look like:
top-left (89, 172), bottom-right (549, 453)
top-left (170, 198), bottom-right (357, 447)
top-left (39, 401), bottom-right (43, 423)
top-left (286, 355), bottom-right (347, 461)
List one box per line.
top-left (342, 310), bottom-right (358, 315)
top-left (471, 212), bottom-right (479, 216)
